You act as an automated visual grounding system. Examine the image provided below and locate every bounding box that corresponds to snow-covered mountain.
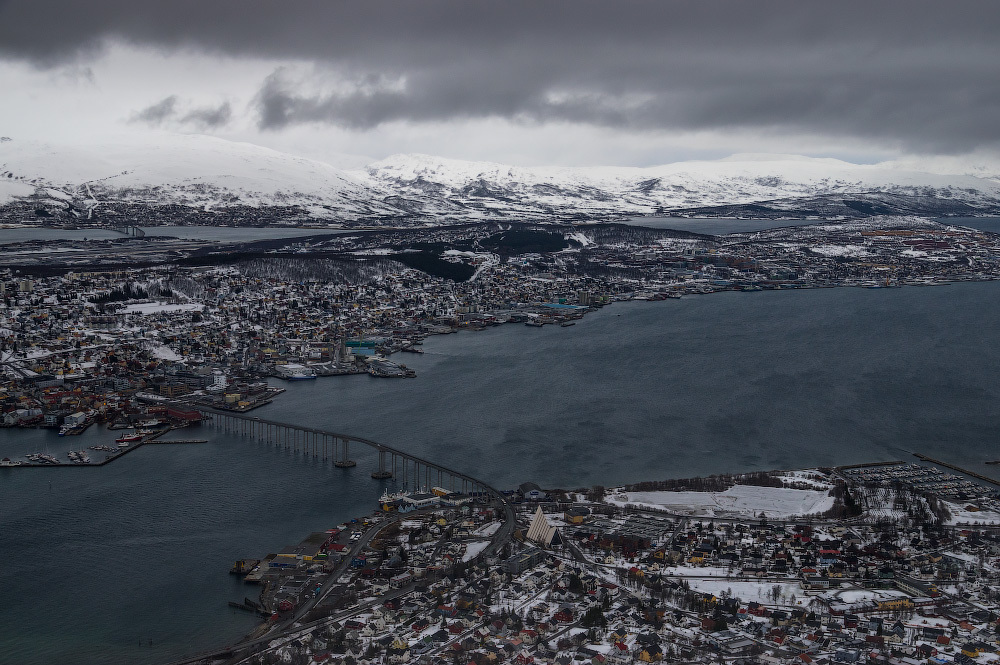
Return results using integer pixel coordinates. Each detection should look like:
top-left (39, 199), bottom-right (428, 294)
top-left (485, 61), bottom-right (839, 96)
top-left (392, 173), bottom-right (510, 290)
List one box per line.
top-left (356, 152), bottom-right (1000, 220)
top-left (0, 134), bottom-right (397, 221)
top-left (3, 133), bottom-right (1000, 226)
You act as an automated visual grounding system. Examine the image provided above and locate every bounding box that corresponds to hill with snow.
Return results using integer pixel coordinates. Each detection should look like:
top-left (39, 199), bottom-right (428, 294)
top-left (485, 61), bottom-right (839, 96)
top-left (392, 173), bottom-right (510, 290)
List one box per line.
top-left (2, 134), bottom-right (999, 226)
top-left (357, 152), bottom-right (1000, 220)
top-left (0, 134), bottom-right (399, 222)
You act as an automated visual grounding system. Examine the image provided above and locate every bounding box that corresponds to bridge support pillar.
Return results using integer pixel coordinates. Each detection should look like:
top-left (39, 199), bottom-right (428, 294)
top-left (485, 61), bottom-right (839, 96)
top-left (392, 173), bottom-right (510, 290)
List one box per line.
top-left (334, 437), bottom-right (356, 468)
top-left (371, 448), bottom-right (392, 479)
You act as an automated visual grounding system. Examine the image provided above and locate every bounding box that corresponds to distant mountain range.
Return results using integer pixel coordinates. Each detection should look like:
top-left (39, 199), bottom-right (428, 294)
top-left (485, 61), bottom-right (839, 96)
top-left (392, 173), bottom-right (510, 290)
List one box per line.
top-left (2, 134), bottom-right (1000, 226)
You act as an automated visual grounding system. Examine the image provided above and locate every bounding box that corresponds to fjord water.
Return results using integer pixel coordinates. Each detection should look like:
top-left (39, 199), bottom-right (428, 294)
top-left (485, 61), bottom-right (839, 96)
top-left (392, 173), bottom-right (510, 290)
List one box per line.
top-left (0, 225), bottom-right (351, 244)
top-left (4, 282), bottom-right (1000, 664)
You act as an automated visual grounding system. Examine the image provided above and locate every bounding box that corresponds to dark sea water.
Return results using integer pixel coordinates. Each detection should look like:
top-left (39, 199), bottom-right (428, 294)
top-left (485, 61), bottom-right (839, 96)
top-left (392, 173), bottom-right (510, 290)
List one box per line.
top-left (4, 282), bottom-right (1000, 664)
top-left (0, 226), bottom-right (350, 245)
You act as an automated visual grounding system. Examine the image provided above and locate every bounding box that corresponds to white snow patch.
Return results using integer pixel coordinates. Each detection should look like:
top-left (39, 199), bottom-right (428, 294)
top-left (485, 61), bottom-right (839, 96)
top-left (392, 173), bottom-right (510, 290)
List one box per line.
top-left (809, 244), bottom-right (871, 257)
top-left (123, 302), bottom-right (203, 315)
top-left (462, 541), bottom-right (489, 562)
top-left (609, 484), bottom-right (834, 518)
top-left (473, 522), bottom-right (502, 537)
top-left (945, 502), bottom-right (1000, 525)
top-left (687, 579), bottom-right (803, 606)
top-left (149, 344), bottom-right (182, 361)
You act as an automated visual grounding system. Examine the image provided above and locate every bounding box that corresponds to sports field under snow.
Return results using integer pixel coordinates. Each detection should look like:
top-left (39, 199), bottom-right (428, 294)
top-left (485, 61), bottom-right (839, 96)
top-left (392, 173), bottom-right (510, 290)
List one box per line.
top-left (609, 484), bottom-right (834, 518)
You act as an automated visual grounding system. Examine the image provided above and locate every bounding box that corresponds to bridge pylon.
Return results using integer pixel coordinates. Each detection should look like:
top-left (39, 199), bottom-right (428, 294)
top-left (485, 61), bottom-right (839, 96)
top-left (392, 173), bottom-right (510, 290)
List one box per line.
top-left (371, 448), bottom-right (393, 479)
top-left (333, 437), bottom-right (356, 468)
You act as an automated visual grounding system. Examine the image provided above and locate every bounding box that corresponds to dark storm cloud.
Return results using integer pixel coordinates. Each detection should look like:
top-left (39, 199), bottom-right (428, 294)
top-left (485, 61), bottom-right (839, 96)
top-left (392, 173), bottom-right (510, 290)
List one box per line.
top-left (3, 1), bottom-right (1000, 153)
top-left (129, 96), bottom-right (232, 130)
top-left (129, 95), bottom-right (178, 126)
top-left (182, 101), bottom-right (232, 130)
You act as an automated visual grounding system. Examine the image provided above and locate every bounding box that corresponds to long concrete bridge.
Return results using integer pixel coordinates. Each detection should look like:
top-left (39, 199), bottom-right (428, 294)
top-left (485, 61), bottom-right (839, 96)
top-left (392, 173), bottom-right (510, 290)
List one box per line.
top-left (196, 405), bottom-right (505, 504)
top-left (155, 405), bottom-right (519, 665)
top-left (106, 224), bottom-right (146, 238)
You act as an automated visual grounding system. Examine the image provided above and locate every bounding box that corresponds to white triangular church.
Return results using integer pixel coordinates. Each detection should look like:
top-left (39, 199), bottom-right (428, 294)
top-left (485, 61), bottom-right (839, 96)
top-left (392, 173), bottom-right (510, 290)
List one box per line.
top-left (525, 506), bottom-right (561, 547)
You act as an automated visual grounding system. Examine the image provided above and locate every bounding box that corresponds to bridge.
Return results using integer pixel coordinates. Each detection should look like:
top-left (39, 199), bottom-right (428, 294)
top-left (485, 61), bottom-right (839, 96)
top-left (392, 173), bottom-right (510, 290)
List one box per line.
top-left (103, 224), bottom-right (146, 238)
top-left (198, 406), bottom-right (499, 499)
top-left (158, 405), bottom-right (518, 665)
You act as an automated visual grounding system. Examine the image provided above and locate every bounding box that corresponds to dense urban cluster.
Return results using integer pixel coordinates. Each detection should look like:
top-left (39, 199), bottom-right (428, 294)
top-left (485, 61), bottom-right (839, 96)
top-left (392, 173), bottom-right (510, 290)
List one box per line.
top-left (4, 216), bottom-right (1000, 663)
top-left (3, 217), bottom-right (1000, 432)
top-left (223, 465), bottom-right (1000, 665)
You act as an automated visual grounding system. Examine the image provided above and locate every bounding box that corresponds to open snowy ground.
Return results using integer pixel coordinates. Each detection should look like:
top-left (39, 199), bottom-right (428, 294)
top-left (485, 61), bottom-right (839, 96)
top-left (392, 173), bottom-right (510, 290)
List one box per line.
top-left (945, 501), bottom-right (1000, 525)
top-left (461, 541), bottom-right (489, 562)
top-left (609, 484), bottom-right (834, 518)
top-left (123, 302), bottom-right (203, 315)
top-left (685, 579), bottom-right (804, 606)
top-left (832, 589), bottom-right (909, 604)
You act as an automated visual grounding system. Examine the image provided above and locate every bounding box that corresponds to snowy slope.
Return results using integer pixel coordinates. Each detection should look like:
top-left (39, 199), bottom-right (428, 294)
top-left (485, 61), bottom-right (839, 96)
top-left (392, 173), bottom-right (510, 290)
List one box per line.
top-left (3, 132), bottom-right (1000, 224)
top-left (0, 134), bottom-right (398, 219)
top-left (357, 152), bottom-right (1000, 218)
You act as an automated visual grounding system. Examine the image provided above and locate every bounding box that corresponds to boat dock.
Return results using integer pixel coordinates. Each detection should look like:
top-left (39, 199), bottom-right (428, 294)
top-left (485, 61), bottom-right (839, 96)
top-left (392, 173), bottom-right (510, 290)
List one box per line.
top-left (7, 431), bottom-right (207, 468)
top-left (913, 453), bottom-right (1000, 487)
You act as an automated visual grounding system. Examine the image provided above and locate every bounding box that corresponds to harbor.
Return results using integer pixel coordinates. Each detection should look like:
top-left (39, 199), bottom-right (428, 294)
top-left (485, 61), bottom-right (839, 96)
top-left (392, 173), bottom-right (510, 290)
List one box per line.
top-left (840, 458), bottom-right (1000, 500)
top-left (4, 428), bottom-right (208, 467)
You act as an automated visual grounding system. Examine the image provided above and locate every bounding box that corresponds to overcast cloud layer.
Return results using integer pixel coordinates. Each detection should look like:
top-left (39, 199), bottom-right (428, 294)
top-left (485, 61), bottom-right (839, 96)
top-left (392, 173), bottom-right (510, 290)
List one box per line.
top-left (1, 1), bottom-right (999, 165)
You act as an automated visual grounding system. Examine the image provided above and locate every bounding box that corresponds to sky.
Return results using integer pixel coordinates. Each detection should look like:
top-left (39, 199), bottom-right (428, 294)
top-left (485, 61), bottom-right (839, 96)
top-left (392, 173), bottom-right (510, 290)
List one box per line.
top-left (1, 1), bottom-right (999, 169)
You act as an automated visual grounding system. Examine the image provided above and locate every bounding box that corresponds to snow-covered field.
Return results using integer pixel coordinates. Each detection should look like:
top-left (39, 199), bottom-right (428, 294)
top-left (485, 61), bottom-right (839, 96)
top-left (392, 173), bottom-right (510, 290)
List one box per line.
top-left (946, 502), bottom-right (1000, 525)
top-left (833, 589), bottom-right (909, 604)
top-left (809, 244), bottom-right (871, 257)
top-left (148, 344), bottom-right (182, 361)
top-left (461, 541), bottom-right (489, 562)
top-left (609, 484), bottom-right (834, 518)
top-left (473, 522), bottom-right (502, 537)
top-left (123, 302), bottom-right (203, 315)
top-left (686, 579), bottom-right (804, 606)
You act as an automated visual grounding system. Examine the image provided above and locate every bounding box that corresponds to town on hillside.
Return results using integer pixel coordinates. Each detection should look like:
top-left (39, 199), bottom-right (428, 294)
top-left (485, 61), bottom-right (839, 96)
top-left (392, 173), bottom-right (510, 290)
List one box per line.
top-left (4, 218), bottom-right (1000, 434)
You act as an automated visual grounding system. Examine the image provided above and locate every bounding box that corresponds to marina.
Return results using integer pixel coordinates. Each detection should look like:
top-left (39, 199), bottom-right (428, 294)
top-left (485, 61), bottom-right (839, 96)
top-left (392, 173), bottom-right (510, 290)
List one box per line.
top-left (8, 429), bottom-right (208, 468)
top-left (840, 459), bottom-right (1000, 500)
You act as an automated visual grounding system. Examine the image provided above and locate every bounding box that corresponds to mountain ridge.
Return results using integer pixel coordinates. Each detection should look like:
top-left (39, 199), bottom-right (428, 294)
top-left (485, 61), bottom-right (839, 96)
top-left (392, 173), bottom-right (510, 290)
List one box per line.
top-left (3, 134), bottom-right (1000, 226)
